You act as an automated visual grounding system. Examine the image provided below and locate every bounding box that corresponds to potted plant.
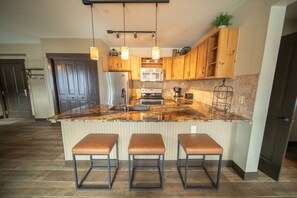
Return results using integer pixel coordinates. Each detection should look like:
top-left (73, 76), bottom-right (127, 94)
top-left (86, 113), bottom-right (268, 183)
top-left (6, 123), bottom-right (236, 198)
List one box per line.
top-left (211, 12), bottom-right (233, 28)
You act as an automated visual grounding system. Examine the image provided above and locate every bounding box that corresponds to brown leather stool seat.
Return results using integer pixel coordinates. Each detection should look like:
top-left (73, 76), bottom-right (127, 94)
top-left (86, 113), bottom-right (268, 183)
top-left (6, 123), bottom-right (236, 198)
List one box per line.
top-left (73, 134), bottom-right (118, 155)
top-left (128, 134), bottom-right (165, 155)
top-left (177, 133), bottom-right (223, 190)
top-left (72, 133), bottom-right (119, 190)
top-left (128, 134), bottom-right (165, 190)
top-left (178, 134), bottom-right (223, 155)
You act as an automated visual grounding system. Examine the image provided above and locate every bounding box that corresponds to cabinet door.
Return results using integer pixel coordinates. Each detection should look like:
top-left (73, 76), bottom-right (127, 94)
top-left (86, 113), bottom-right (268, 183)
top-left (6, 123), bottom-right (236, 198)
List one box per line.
top-left (172, 56), bottom-right (185, 80)
top-left (121, 58), bottom-right (131, 71)
top-left (130, 56), bottom-right (141, 80)
top-left (183, 53), bottom-right (191, 80)
top-left (163, 57), bottom-right (173, 80)
top-left (108, 56), bottom-right (117, 70)
top-left (189, 47), bottom-right (198, 79)
top-left (216, 28), bottom-right (238, 78)
top-left (196, 40), bottom-right (208, 79)
top-left (108, 56), bottom-right (121, 71)
top-left (108, 56), bottom-right (131, 71)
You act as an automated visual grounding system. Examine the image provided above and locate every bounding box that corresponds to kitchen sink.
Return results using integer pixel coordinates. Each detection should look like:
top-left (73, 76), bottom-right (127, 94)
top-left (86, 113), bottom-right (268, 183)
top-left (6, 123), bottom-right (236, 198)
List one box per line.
top-left (129, 105), bottom-right (150, 111)
top-left (109, 105), bottom-right (150, 111)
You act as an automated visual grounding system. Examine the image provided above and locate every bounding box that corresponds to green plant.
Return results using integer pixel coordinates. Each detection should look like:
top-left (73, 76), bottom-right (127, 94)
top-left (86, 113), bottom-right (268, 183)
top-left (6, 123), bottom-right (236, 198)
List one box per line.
top-left (211, 12), bottom-right (233, 27)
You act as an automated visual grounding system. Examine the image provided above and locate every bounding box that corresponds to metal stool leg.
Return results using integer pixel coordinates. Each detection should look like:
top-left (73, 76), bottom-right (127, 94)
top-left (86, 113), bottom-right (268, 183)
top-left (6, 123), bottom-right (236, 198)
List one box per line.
top-left (73, 154), bottom-right (79, 190)
top-left (184, 154), bottom-right (189, 189)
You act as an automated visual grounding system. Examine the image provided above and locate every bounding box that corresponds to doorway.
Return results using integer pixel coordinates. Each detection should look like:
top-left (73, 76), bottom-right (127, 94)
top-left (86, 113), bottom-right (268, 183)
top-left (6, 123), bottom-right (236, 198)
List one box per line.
top-left (259, 32), bottom-right (297, 181)
top-left (47, 54), bottom-right (99, 114)
top-left (0, 59), bottom-right (32, 118)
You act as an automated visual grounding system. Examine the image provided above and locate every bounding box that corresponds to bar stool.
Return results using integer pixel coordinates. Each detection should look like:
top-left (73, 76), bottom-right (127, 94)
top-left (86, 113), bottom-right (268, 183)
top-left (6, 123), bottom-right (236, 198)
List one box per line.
top-left (72, 134), bottom-right (119, 190)
top-left (177, 134), bottom-right (223, 190)
top-left (128, 134), bottom-right (165, 190)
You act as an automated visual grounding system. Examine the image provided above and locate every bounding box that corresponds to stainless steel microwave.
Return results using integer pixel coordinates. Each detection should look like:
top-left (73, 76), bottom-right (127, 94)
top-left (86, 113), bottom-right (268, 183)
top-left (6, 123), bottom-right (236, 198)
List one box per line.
top-left (140, 68), bottom-right (163, 82)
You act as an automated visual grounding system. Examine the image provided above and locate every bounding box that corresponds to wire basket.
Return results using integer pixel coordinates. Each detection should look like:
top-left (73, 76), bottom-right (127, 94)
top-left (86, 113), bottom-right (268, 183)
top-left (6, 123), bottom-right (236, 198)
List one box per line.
top-left (210, 79), bottom-right (233, 113)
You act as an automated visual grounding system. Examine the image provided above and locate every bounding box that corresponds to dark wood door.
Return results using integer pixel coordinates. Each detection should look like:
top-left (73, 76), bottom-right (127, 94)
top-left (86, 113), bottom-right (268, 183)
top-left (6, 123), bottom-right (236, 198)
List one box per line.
top-left (259, 32), bottom-right (297, 181)
top-left (0, 60), bottom-right (32, 118)
top-left (54, 59), bottom-right (99, 113)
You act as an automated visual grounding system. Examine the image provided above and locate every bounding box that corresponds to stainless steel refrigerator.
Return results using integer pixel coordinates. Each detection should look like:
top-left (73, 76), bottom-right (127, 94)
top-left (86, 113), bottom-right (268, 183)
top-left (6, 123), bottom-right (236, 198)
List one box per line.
top-left (100, 72), bottom-right (130, 105)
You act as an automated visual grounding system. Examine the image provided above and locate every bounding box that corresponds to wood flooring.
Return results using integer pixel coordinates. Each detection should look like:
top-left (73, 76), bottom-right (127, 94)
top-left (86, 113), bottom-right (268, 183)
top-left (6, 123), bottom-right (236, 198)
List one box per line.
top-left (0, 119), bottom-right (296, 197)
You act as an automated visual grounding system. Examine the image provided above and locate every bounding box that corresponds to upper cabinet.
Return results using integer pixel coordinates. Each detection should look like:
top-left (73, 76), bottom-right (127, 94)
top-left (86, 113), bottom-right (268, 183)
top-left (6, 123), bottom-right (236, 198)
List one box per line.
top-left (205, 28), bottom-right (239, 78)
top-left (130, 56), bottom-right (141, 80)
top-left (105, 27), bottom-right (238, 80)
top-left (196, 40), bottom-right (208, 79)
top-left (108, 56), bottom-right (131, 71)
top-left (163, 57), bottom-right (173, 80)
top-left (172, 56), bottom-right (185, 80)
top-left (184, 47), bottom-right (197, 80)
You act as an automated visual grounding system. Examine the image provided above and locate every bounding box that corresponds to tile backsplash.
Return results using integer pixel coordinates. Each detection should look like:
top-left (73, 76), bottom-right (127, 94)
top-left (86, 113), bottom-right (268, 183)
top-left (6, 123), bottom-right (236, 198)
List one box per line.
top-left (131, 74), bottom-right (259, 119)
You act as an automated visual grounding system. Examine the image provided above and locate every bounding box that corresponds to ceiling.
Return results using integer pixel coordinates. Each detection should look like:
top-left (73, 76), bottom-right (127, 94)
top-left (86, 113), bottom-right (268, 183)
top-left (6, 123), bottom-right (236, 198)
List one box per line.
top-left (0, 0), bottom-right (247, 48)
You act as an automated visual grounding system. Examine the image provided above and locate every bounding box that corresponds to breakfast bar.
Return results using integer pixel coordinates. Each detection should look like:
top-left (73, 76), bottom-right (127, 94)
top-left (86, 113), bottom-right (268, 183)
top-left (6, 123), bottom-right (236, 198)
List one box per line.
top-left (50, 99), bottom-right (250, 163)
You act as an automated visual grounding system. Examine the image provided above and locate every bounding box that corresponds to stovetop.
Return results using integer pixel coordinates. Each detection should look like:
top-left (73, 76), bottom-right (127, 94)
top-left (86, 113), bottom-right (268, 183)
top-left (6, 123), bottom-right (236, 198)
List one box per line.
top-left (140, 88), bottom-right (163, 100)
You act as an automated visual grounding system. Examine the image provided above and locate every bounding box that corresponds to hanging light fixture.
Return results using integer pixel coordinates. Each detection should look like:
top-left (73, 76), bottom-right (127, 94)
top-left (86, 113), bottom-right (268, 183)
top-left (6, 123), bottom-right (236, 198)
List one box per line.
top-left (121, 3), bottom-right (129, 60)
top-left (90, 4), bottom-right (99, 60)
top-left (152, 3), bottom-right (160, 60)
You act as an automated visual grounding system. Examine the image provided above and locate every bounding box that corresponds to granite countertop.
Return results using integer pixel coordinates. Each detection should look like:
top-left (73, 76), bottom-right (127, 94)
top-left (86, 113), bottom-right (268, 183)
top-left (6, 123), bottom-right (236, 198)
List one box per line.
top-left (49, 98), bottom-right (249, 122)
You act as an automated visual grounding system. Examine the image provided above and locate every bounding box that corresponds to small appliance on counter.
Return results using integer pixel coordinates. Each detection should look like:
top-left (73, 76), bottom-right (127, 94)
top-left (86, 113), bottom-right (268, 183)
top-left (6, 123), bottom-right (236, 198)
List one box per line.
top-left (173, 87), bottom-right (182, 97)
top-left (139, 88), bottom-right (164, 105)
top-left (185, 93), bottom-right (193, 99)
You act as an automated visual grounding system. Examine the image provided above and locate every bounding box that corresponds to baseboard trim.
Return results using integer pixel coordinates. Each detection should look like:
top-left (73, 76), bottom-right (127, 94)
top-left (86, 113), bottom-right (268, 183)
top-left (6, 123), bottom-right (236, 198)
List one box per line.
top-left (288, 141), bottom-right (297, 148)
top-left (232, 161), bottom-right (257, 180)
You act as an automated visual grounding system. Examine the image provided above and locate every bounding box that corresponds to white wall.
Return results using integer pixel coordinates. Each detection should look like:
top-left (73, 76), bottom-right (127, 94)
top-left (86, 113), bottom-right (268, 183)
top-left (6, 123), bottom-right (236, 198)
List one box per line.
top-left (0, 44), bottom-right (51, 118)
top-left (229, 0), bottom-right (285, 172)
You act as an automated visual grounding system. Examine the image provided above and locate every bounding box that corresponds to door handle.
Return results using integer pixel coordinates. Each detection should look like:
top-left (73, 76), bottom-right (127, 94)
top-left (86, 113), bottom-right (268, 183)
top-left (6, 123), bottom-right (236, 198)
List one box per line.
top-left (24, 89), bottom-right (28, 97)
top-left (280, 117), bottom-right (290, 123)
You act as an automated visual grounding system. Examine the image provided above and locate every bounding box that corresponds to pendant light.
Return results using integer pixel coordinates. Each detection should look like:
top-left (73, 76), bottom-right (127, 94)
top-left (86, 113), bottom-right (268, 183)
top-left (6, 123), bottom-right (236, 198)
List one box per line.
top-left (121, 3), bottom-right (129, 60)
top-left (152, 3), bottom-right (160, 60)
top-left (90, 4), bottom-right (99, 60)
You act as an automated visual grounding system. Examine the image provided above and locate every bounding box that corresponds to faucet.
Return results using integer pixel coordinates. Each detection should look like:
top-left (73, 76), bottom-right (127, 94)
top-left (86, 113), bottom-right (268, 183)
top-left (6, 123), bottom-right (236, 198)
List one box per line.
top-left (121, 88), bottom-right (127, 111)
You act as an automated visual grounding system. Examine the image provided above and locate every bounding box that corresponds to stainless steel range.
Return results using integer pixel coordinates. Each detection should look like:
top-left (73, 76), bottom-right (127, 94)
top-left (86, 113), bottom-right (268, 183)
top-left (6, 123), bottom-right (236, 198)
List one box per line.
top-left (139, 88), bottom-right (164, 105)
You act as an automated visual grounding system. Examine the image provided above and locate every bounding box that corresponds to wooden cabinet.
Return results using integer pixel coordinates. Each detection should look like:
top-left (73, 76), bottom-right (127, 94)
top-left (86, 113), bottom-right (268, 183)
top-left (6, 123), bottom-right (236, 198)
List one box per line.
top-left (183, 53), bottom-right (191, 80)
top-left (196, 40), bottom-right (208, 79)
top-left (141, 57), bottom-right (163, 68)
top-left (205, 28), bottom-right (239, 78)
top-left (184, 47), bottom-right (198, 80)
top-left (108, 56), bottom-right (131, 71)
top-left (163, 57), bottom-right (173, 80)
top-left (172, 56), bottom-right (185, 80)
top-left (130, 56), bottom-right (141, 80)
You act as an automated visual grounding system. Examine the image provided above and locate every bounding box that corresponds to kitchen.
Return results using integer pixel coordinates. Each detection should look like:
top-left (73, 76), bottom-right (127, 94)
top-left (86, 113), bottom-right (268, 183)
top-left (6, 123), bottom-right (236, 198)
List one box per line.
top-left (0, 0), bottom-right (297, 196)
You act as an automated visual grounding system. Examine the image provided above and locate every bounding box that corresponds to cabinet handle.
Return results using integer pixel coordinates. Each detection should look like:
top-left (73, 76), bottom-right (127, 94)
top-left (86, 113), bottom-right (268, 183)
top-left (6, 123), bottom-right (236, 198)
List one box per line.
top-left (188, 71), bottom-right (190, 77)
